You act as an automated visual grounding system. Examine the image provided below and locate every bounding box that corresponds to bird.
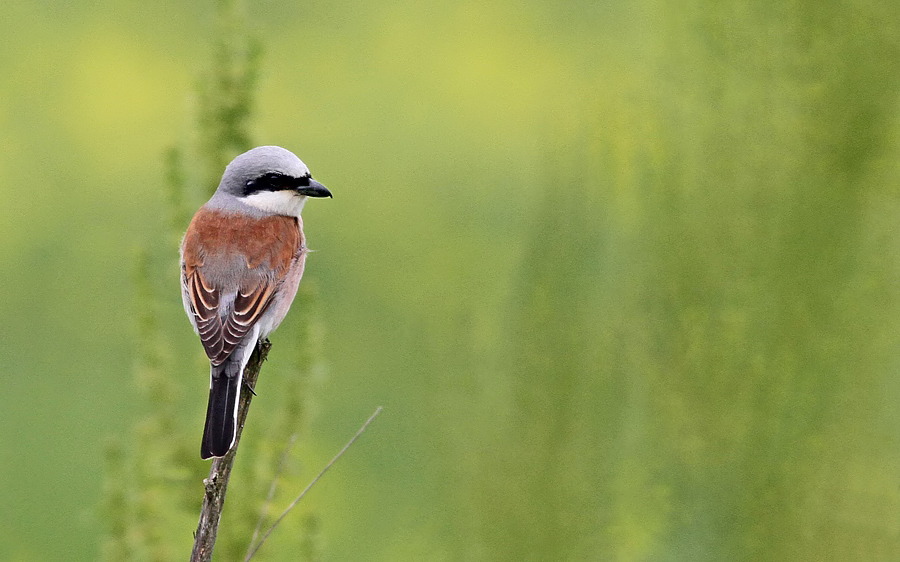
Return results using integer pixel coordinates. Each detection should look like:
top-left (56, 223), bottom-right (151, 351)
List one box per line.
top-left (180, 146), bottom-right (332, 459)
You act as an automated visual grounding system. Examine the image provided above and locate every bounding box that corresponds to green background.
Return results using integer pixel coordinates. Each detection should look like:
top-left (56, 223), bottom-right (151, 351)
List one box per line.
top-left (4, 0), bottom-right (900, 560)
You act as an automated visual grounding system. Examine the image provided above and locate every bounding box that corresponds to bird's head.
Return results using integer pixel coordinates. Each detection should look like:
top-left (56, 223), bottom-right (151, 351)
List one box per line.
top-left (217, 146), bottom-right (332, 216)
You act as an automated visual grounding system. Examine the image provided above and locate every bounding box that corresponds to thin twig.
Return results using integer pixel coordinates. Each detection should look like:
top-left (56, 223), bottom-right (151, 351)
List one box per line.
top-left (246, 406), bottom-right (383, 561)
top-left (244, 433), bottom-right (299, 561)
top-left (190, 339), bottom-right (271, 562)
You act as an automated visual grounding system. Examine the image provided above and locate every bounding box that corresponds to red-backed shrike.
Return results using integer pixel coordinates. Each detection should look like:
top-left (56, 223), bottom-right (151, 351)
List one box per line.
top-left (180, 146), bottom-right (331, 459)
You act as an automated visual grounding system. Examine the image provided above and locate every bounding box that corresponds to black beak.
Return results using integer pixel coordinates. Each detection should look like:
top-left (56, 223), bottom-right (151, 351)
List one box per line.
top-left (296, 179), bottom-right (332, 198)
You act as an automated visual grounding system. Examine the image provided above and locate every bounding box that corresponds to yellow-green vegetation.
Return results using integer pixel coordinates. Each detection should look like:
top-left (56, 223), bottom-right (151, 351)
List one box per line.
top-left (2, 0), bottom-right (900, 561)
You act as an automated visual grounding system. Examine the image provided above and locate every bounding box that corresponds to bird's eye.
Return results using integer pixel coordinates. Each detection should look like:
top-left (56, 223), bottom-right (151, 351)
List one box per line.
top-left (266, 172), bottom-right (287, 185)
top-left (245, 172), bottom-right (290, 195)
top-left (265, 173), bottom-right (288, 188)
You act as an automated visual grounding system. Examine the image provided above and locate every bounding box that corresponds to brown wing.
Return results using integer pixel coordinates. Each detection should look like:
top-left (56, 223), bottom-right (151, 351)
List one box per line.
top-left (182, 209), bottom-right (302, 366)
top-left (185, 271), bottom-right (277, 365)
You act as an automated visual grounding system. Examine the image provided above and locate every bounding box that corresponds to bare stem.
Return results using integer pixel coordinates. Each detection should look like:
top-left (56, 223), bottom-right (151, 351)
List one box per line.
top-left (245, 406), bottom-right (383, 561)
top-left (189, 338), bottom-right (272, 562)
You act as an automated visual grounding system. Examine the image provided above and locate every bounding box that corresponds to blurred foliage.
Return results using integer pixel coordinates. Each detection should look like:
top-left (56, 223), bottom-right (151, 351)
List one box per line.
top-left (456, 2), bottom-right (900, 561)
top-left (196, 0), bottom-right (262, 191)
top-left (4, 0), bottom-right (900, 561)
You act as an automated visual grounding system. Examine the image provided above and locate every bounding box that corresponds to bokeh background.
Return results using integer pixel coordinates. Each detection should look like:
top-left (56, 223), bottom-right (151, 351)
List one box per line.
top-left (4, 0), bottom-right (900, 560)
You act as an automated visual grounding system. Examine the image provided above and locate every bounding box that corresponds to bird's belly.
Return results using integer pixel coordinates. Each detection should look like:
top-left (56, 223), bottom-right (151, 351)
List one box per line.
top-left (257, 248), bottom-right (308, 338)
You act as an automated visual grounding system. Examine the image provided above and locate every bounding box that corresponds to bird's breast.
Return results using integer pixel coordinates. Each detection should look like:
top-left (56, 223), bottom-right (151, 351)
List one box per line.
top-left (182, 208), bottom-right (304, 281)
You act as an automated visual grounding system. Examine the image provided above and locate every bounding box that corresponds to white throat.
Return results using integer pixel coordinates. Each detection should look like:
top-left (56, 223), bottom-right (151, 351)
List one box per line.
top-left (241, 190), bottom-right (307, 217)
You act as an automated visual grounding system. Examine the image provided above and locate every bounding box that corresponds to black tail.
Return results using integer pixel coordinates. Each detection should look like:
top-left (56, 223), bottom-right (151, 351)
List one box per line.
top-left (200, 360), bottom-right (243, 459)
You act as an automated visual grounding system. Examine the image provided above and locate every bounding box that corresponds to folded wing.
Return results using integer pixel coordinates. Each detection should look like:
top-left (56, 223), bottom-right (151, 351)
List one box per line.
top-left (186, 270), bottom-right (277, 365)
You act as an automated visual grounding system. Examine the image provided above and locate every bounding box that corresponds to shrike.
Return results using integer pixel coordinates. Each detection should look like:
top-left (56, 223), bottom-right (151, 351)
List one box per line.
top-left (180, 145), bottom-right (331, 459)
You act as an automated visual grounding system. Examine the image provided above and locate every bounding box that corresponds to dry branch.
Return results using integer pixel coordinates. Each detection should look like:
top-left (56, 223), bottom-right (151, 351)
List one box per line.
top-left (190, 339), bottom-right (272, 562)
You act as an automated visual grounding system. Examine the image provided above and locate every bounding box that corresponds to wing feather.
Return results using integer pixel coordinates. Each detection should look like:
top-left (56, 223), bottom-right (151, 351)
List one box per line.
top-left (185, 269), bottom-right (279, 365)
